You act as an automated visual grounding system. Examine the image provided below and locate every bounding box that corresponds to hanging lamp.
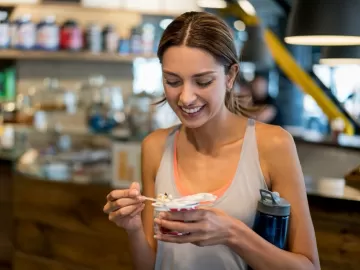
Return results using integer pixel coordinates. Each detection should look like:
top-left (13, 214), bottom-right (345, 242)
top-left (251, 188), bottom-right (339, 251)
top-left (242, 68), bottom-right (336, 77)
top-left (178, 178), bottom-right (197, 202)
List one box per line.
top-left (320, 46), bottom-right (360, 65)
top-left (285, 0), bottom-right (360, 46)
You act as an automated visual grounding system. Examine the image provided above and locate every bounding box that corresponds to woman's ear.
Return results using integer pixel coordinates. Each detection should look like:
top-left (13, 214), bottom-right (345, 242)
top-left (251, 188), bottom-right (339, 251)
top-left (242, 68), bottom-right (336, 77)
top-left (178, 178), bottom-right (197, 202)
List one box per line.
top-left (226, 64), bottom-right (240, 90)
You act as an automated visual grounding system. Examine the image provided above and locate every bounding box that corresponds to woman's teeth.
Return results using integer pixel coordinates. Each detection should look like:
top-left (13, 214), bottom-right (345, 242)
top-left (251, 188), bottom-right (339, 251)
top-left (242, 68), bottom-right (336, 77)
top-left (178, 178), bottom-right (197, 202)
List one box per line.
top-left (181, 106), bottom-right (203, 114)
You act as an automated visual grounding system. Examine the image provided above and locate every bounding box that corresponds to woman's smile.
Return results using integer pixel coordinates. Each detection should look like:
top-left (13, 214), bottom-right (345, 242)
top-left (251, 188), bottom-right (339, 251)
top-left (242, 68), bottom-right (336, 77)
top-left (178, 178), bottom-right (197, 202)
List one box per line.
top-left (178, 104), bottom-right (206, 118)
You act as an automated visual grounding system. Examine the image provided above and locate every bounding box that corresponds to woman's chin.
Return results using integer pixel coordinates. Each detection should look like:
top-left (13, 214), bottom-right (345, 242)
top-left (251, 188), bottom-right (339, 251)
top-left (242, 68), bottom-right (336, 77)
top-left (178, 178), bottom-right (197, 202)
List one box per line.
top-left (179, 116), bottom-right (209, 129)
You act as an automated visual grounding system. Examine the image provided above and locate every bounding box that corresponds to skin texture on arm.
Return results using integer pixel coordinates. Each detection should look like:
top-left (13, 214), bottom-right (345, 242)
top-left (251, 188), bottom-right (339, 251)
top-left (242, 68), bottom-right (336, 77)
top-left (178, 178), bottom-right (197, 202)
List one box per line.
top-left (227, 125), bottom-right (320, 270)
top-left (128, 128), bottom-right (171, 270)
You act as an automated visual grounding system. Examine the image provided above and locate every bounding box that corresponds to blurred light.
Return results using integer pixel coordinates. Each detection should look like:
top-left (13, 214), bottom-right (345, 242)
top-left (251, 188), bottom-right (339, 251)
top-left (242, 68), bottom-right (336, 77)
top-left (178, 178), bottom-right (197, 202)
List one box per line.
top-left (3, 102), bottom-right (15, 112)
top-left (0, 11), bottom-right (7, 21)
top-left (285, 36), bottom-right (360, 46)
top-left (197, 0), bottom-right (227, 9)
top-left (320, 46), bottom-right (360, 66)
top-left (234, 20), bottom-right (246, 31)
top-left (320, 58), bottom-right (360, 66)
top-left (238, 0), bottom-right (256, 15)
top-left (160, 19), bottom-right (173, 30)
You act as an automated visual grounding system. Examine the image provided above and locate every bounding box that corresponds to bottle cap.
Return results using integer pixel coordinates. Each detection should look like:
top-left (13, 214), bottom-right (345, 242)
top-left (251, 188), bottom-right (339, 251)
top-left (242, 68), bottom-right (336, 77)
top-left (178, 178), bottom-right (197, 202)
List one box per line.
top-left (257, 189), bottom-right (291, 217)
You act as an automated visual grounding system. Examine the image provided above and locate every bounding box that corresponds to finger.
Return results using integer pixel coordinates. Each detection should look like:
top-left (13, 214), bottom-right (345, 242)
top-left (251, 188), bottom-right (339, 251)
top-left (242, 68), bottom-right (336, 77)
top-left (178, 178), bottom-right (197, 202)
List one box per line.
top-left (103, 198), bottom-right (139, 214)
top-left (130, 203), bottom-right (145, 217)
top-left (109, 204), bottom-right (140, 220)
top-left (155, 232), bottom-right (203, 244)
top-left (107, 188), bottom-right (139, 201)
top-left (130, 182), bottom-right (140, 192)
top-left (105, 198), bottom-right (142, 213)
top-left (159, 209), bottom-right (208, 222)
top-left (154, 218), bottom-right (204, 234)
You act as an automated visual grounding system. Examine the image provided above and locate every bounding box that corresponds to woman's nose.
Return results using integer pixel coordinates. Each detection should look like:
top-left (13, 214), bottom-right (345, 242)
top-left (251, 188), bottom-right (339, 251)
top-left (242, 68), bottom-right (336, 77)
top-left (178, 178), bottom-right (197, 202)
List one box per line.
top-left (179, 86), bottom-right (197, 106)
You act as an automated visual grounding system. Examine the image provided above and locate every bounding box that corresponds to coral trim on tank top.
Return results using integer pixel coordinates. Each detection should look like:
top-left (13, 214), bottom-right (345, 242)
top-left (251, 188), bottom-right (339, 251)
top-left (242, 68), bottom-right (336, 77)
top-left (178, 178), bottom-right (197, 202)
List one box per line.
top-left (173, 131), bottom-right (233, 198)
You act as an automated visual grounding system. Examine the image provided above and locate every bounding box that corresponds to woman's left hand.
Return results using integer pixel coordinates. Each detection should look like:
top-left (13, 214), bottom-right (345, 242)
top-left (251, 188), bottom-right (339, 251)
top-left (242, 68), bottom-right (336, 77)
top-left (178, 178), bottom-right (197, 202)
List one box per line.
top-left (154, 208), bottom-right (235, 247)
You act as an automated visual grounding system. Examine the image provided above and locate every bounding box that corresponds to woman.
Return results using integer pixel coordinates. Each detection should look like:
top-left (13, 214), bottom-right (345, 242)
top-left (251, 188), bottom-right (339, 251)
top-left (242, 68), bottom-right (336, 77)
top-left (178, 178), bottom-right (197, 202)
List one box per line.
top-left (103, 12), bottom-right (320, 270)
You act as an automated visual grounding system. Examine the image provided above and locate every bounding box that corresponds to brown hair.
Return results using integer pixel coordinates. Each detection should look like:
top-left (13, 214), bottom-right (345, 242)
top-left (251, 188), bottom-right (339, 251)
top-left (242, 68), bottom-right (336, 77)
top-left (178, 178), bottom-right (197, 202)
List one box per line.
top-left (156, 11), bottom-right (257, 117)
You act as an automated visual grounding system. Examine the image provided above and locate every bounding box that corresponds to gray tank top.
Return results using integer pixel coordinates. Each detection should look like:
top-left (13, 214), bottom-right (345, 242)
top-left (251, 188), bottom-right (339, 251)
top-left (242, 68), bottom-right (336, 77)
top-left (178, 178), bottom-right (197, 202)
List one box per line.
top-left (154, 119), bottom-right (268, 270)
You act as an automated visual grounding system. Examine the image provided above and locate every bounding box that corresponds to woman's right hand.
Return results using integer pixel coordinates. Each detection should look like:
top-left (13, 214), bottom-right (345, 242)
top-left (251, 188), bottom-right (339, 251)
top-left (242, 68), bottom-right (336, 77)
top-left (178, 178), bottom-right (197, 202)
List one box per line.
top-left (103, 182), bottom-right (145, 232)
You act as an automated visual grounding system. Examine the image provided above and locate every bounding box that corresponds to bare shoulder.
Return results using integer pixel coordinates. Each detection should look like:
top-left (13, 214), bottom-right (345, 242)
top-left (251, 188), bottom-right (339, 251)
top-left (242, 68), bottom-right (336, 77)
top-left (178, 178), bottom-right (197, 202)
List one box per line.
top-left (142, 126), bottom-right (176, 153)
top-left (141, 125), bottom-right (179, 174)
top-left (254, 121), bottom-right (299, 187)
top-left (255, 121), bottom-right (296, 156)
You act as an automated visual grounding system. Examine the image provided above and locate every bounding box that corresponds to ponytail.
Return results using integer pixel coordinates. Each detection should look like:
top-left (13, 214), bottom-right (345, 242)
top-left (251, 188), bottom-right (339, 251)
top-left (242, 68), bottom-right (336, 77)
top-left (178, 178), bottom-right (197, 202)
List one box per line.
top-left (224, 90), bottom-right (259, 118)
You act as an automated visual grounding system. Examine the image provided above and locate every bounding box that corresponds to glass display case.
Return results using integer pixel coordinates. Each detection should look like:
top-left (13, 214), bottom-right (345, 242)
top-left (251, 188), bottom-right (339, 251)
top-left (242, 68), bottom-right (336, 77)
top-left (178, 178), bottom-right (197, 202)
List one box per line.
top-left (15, 126), bottom-right (113, 184)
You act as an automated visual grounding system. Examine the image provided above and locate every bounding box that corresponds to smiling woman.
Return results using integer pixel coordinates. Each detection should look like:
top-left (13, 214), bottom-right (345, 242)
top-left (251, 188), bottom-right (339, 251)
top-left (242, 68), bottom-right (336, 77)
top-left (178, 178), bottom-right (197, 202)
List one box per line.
top-left (103, 11), bottom-right (320, 270)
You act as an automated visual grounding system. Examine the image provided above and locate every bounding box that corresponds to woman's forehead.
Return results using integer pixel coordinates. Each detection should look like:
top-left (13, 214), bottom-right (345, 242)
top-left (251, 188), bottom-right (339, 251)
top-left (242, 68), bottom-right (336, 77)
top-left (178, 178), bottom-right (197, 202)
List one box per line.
top-left (162, 46), bottom-right (222, 75)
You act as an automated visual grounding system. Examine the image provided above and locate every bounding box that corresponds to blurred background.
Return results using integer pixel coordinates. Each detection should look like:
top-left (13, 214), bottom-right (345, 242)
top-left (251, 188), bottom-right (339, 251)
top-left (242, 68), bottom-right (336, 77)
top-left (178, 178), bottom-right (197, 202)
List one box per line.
top-left (0, 0), bottom-right (359, 269)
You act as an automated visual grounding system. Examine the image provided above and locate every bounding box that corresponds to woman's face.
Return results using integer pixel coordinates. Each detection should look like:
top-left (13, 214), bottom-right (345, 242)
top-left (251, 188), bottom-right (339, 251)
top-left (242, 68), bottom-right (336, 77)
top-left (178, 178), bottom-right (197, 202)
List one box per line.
top-left (161, 45), bottom-right (237, 129)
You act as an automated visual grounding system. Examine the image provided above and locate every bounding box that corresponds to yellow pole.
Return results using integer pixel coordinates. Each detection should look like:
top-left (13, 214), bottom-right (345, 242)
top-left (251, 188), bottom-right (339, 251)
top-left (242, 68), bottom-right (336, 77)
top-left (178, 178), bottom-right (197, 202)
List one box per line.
top-left (221, 3), bottom-right (354, 135)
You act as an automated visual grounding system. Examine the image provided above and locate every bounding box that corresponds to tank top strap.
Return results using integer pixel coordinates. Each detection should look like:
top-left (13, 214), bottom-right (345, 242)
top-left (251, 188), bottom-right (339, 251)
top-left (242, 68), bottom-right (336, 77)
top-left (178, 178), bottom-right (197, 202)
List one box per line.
top-left (240, 118), bottom-right (268, 189)
top-left (155, 124), bottom-right (181, 187)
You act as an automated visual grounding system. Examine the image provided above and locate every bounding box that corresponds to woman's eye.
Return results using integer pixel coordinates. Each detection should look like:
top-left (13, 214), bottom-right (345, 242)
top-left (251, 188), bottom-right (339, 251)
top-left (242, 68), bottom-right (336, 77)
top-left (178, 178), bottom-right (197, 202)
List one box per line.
top-left (165, 80), bottom-right (181, 87)
top-left (197, 80), bottom-right (213, 87)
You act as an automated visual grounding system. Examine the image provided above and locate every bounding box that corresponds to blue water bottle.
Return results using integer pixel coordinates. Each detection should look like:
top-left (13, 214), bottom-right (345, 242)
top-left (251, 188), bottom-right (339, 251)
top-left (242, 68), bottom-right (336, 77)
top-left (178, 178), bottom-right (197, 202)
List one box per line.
top-left (253, 189), bottom-right (291, 250)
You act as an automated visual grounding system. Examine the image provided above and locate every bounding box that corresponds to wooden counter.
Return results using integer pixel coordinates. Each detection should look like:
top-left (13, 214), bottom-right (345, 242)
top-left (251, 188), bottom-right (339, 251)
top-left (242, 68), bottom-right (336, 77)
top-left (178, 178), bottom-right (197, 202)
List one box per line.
top-left (0, 159), bottom-right (13, 270)
top-left (308, 195), bottom-right (360, 270)
top-left (11, 174), bottom-right (132, 270)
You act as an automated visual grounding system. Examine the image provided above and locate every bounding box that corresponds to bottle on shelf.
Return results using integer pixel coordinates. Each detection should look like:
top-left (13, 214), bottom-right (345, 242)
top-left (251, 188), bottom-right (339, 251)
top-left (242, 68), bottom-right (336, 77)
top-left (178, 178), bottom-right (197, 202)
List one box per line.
top-left (130, 26), bottom-right (143, 55)
top-left (118, 33), bottom-right (131, 55)
top-left (141, 23), bottom-right (155, 55)
top-left (102, 24), bottom-right (118, 53)
top-left (0, 10), bottom-right (10, 49)
top-left (36, 15), bottom-right (59, 51)
top-left (85, 22), bottom-right (102, 53)
top-left (60, 19), bottom-right (83, 51)
top-left (0, 66), bottom-right (16, 102)
top-left (9, 17), bottom-right (20, 49)
top-left (16, 14), bottom-right (36, 50)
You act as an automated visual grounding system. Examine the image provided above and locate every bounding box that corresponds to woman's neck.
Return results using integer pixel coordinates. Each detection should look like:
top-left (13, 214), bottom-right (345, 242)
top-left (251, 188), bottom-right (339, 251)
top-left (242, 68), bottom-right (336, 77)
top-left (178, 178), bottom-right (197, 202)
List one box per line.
top-left (183, 108), bottom-right (248, 155)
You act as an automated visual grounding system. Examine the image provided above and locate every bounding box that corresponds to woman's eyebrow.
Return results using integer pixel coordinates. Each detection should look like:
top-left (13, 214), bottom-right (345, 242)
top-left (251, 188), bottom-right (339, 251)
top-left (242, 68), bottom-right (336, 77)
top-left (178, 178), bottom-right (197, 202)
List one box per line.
top-left (193, 71), bottom-right (216, 78)
top-left (163, 70), bottom-right (179, 77)
top-left (162, 70), bottom-right (216, 77)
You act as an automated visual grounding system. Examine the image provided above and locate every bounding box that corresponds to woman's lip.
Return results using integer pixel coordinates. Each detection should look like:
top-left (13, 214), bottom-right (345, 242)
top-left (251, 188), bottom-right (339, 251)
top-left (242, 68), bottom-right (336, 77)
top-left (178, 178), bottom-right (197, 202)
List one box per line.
top-left (178, 105), bottom-right (205, 109)
top-left (179, 105), bottom-right (205, 113)
top-left (179, 104), bottom-right (206, 117)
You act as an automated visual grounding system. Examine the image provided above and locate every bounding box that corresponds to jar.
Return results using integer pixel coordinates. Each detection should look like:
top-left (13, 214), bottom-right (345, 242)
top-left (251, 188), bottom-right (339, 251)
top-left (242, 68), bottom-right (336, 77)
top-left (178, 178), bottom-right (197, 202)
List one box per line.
top-left (102, 24), bottom-right (118, 53)
top-left (77, 75), bottom-right (126, 133)
top-left (36, 15), bottom-right (59, 51)
top-left (130, 27), bottom-right (142, 54)
top-left (60, 19), bottom-right (82, 51)
top-left (85, 23), bottom-right (102, 53)
top-left (16, 14), bottom-right (36, 50)
top-left (29, 78), bottom-right (78, 114)
top-left (125, 91), bottom-right (157, 139)
top-left (141, 23), bottom-right (155, 55)
top-left (9, 18), bottom-right (20, 48)
top-left (0, 12), bottom-right (10, 49)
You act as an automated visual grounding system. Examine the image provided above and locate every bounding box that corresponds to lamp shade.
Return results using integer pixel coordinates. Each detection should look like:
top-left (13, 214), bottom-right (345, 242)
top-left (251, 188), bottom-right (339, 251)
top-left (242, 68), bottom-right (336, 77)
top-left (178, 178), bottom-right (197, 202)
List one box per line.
top-left (240, 25), bottom-right (274, 72)
top-left (320, 46), bottom-right (360, 65)
top-left (285, 0), bottom-right (360, 46)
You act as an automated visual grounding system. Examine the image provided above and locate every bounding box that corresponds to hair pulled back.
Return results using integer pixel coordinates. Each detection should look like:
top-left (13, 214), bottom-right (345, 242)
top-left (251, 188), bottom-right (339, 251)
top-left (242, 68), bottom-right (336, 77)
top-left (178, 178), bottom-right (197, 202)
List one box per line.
top-left (157, 11), bottom-right (256, 117)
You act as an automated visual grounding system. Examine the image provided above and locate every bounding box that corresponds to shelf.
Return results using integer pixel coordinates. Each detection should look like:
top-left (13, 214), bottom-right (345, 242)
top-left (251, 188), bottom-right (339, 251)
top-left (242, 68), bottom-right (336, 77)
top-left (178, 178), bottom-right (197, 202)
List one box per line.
top-left (0, 2), bottom-right (181, 17)
top-left (0, 50), bottom-right (157, 62)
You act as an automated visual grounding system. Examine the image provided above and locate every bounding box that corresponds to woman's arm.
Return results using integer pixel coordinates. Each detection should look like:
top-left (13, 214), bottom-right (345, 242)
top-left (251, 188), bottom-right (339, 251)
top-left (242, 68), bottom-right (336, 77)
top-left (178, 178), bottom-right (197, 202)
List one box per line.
top-left (128, 129), bottom-right (171, 270)
top-left (227, 127), bottom-right (320, 270)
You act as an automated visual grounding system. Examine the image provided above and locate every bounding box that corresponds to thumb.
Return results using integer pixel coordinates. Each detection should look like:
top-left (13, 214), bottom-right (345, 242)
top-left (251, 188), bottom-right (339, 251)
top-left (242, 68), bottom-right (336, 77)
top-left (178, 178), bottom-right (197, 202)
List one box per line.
top-left (130, 181), bottom-right (140, 192)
